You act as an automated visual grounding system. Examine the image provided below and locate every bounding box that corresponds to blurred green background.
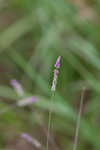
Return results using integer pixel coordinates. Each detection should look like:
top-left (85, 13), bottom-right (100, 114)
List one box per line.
top-left (0, 0), bottom-right (100, 149)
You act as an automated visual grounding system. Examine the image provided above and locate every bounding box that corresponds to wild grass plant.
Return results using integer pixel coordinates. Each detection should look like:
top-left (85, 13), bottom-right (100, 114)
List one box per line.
top-left (46, 56), bottom-right (61, 150)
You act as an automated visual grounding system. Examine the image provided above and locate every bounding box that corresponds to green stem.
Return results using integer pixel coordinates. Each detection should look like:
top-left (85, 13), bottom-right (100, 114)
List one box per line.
top-left (73, 88), bottom-right (85, 150)
top-left (46, 92), bottom-right (55, 150)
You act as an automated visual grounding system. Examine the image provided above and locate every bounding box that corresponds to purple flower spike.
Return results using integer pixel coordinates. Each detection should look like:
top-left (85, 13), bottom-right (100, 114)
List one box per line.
top-left (21, 133), bottom-right (41, 148)
top-left (17, 96), bottom-right (39, 106)
top-left (54, 56), bottom-right (61, 68)
top-left (21, 133), bottom-right (33, 143)
top-left (10, 79), bottom-right (24, 96)
top-left (51, 56), bottom-right (61, 91)
top-left (51, 69), bottom-right (59, 91)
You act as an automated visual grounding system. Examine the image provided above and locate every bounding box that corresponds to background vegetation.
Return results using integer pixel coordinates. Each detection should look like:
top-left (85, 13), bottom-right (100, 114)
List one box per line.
top-left (0, 0), bottom-right (100, 149)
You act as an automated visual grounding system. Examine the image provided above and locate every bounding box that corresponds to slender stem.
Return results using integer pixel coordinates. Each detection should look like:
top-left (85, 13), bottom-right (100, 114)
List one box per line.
top-left (73, 88), bottom-right (85, 150)
top-left (46, 92), bottom-right (55, 150)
